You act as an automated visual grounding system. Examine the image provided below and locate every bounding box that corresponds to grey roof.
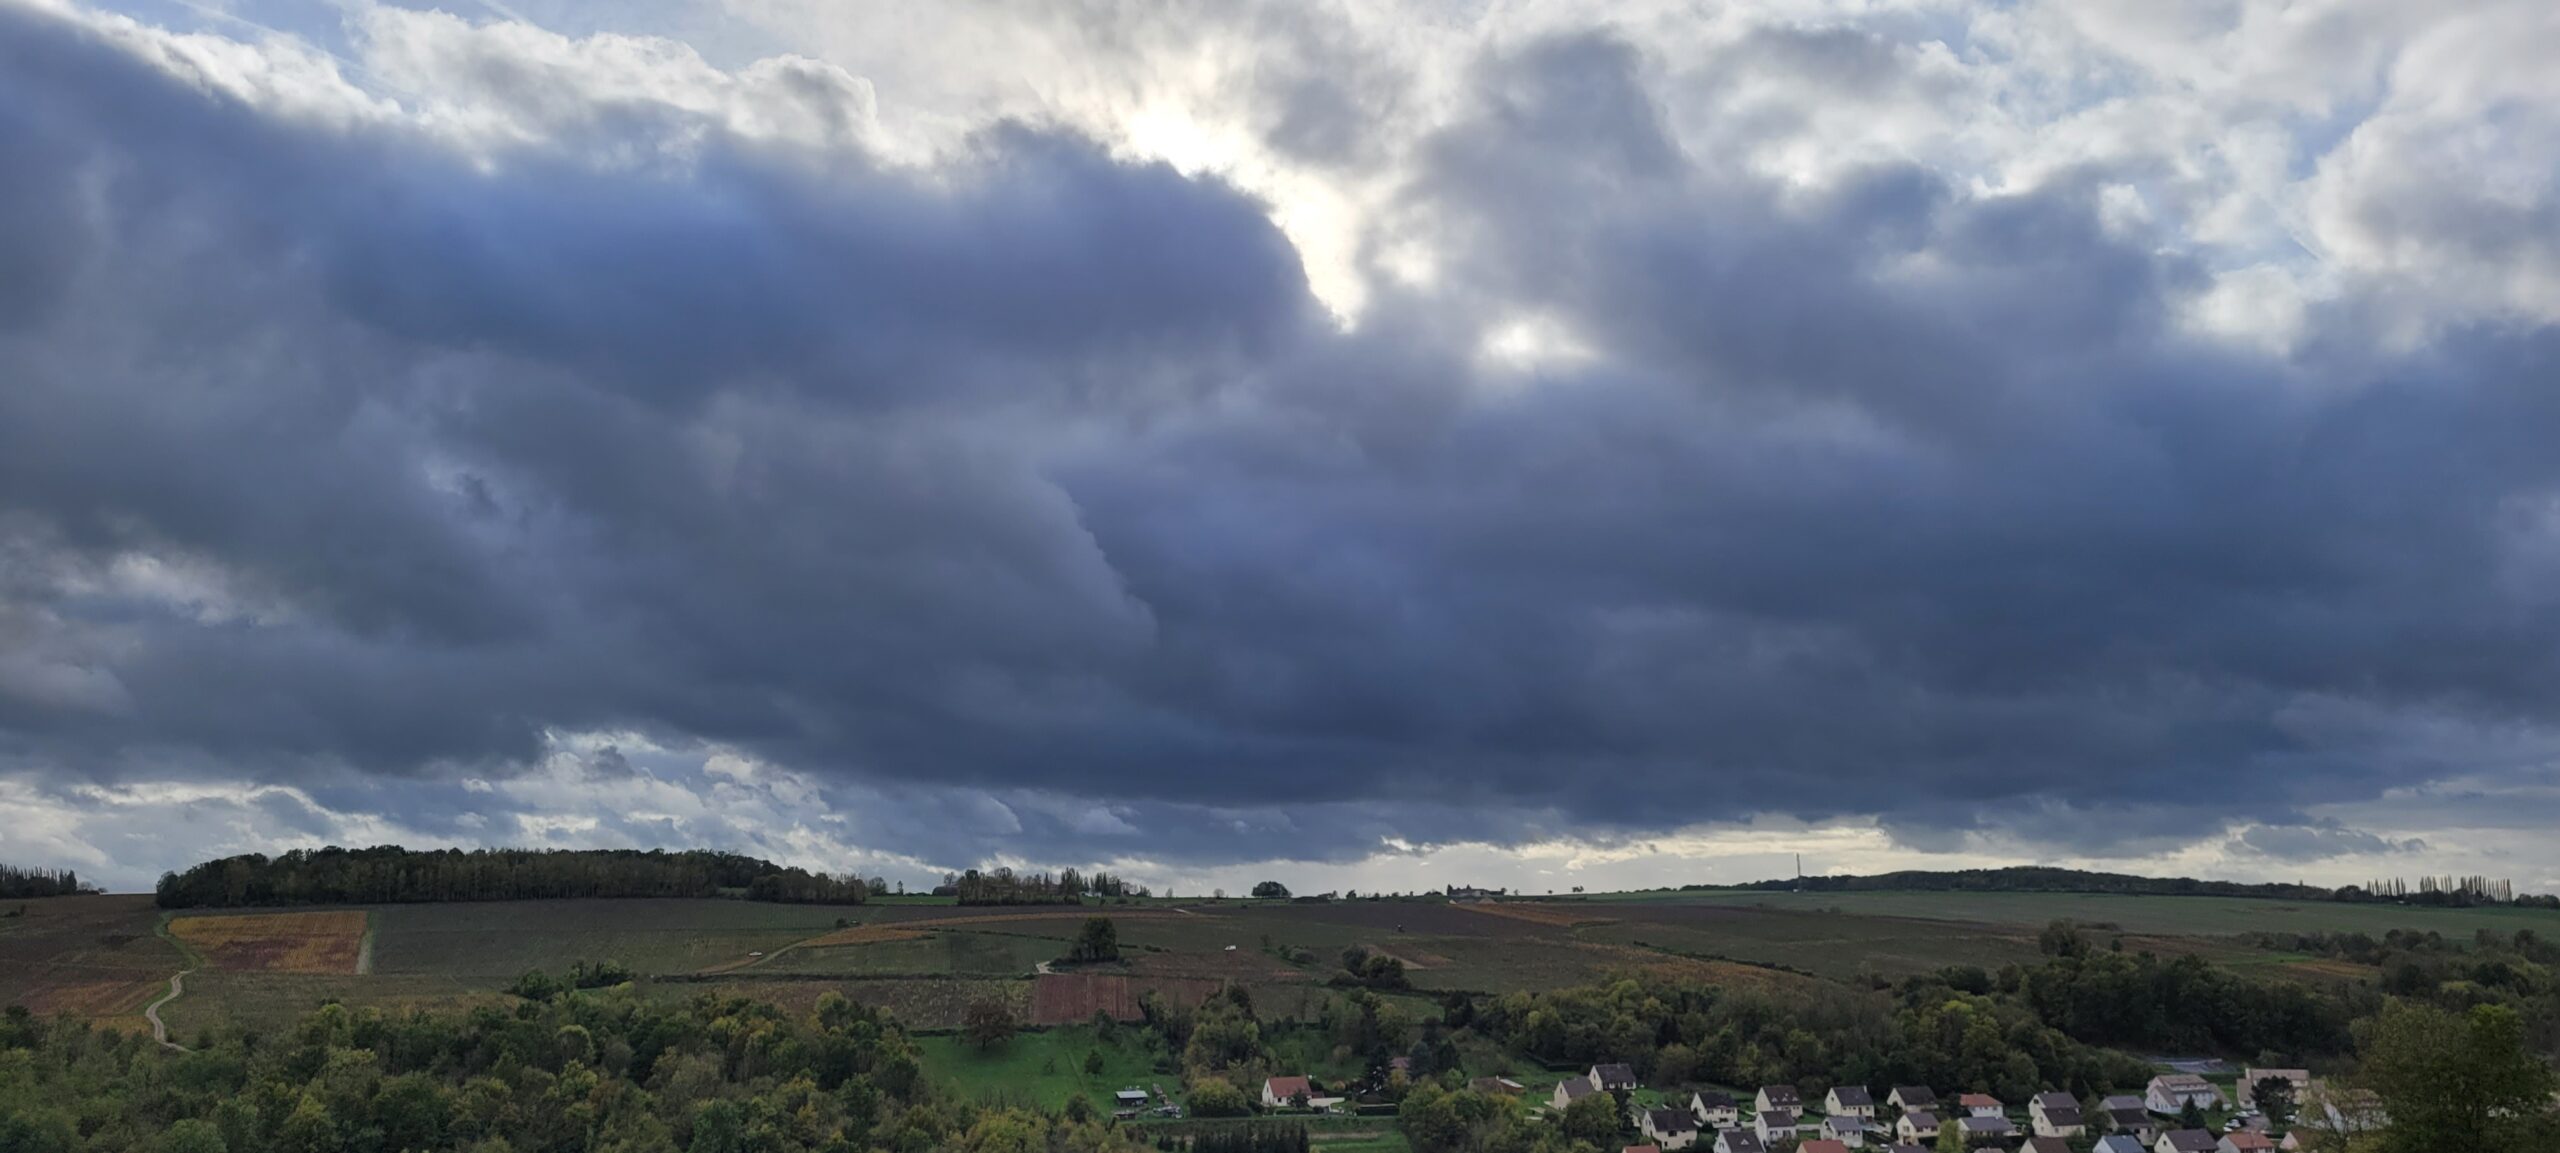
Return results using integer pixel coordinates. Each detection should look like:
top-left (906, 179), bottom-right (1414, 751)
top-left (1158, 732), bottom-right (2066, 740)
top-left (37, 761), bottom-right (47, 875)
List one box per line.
top-left (1716, 1133), bottom-right (1765, 1153)
top-left (1693, 1091), bottom-right (1736, 1108)
top-left (2042, 1107), bottom-right (2085, 1127)
top-left (1892, 1086), bottom-right (1939, 1104)
top-left (1960, 1116), bottom-right (2016, 1134)
top-left (1593, 1063), bottom-right (1638, 1085)
top-left (1649, 1109), bottom-right (1699, 1133)
top-left (2162, 1130), bottom-right (2220, 1153)
top-left (2101, 1096), bottom-right (2145, 1111)
top-left (1557, 1078), bottom-right (1595, 1100)
top-left (1759, 1110), bottom-right (1798, 1127)
top-left (2033, 1093), bottom-right (2077, 1111)
top-left (1825, 1116), bottom-right (1862, 1135)
top-left (2094, 1139), bottom-right (2147, 1153)
top-left (1760, 1086), bottom-right (1801, 1104)
top-left (1830, 1086), bottom-right (1875, 1107)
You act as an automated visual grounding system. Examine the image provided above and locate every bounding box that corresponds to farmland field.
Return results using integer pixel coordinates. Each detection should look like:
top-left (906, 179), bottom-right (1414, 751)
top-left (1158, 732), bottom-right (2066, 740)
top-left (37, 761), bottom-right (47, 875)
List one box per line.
top-left (0, 895), bottom-right (186, 1031)
top-left (169, 910), bottom-right (369, 973)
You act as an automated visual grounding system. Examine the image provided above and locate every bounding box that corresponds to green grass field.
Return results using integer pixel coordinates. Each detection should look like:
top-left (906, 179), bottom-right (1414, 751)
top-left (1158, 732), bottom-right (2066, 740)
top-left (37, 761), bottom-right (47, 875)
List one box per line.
top-left (913, 1025), bottom-right (1172, 1110)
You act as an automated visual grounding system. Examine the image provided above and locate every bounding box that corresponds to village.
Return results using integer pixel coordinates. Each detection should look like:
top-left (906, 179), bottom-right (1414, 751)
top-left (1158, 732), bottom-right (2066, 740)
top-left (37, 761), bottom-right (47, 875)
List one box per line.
top-left (1236, 1062), bottom-right (2381, 1153)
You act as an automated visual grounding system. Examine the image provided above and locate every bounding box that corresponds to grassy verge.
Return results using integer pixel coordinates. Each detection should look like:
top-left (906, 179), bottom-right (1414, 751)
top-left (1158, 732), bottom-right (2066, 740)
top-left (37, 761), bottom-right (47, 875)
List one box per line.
top-left (914, 1025), bottom-right (1172, 1111)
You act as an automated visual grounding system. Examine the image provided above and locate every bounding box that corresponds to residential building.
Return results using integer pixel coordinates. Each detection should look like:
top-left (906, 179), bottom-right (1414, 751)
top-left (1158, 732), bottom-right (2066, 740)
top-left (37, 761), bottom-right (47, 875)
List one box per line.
top-left (1958, 1094), bottom-right (2005, 1118)
top-left (1957, 1116), bottom-right (2016, 1145)
top-left (1471, 1077), bottom-right (1525, 1096)
top-left (1820, 1115), bottom-right (1866, 1148)
top-left (1592, 1064), bottom-right (1639, 1093)
top-left (2237, 1069), bottom-right (2311, 1111)
top-left (1262, 1077), bottom-right (1314, 1110)
top-left (1895, 1112), bottom-right (1940, 1143)
top-left (2219, 1133), bottom-right (2277, 1153)
top-left (1641, 1108), bottom-right (1701, 1151)
top-left (2032, 1105), bottom-right (2085, 1138)
top-left (2156, 1131), bottom-right (2220, 1153)
top-left (1690, 1091), bottom-right (1740, 1129)
top-left (1827, 1087), bottom-right (1877, 1119)
top-left (2095, 1138), bottom-right (2147, 1153)
top-left (2022, 1139), bottom-right (2073, 1153)
top-left (1802, 1142), bottom-right (1852, 1153)
top-left (2146, 1075), bottom-right (2226, 1116)
top-left (1755, 1110), bottom-right (1798, 1145)
top-left (1713, 1130), bottom-right (1765, 1153)
top-left (1888, 1087), bottom-right (1939, 1113)
top-left (1757, 1086), bottom-right (1803, 1115)
top-left (1552, 1076), bottom-right (1598, 1112)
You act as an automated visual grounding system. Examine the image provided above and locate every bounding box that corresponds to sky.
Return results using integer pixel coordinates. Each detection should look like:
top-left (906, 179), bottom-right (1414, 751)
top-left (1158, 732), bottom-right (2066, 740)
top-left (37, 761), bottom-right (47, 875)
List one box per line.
top-left (5, 0), bottom-right (2560, 896)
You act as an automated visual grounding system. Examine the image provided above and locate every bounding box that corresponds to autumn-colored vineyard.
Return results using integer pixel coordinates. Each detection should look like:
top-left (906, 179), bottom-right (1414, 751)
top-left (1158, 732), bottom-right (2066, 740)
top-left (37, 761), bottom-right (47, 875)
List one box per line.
top-left (170, 911), bottom-right (368, 973)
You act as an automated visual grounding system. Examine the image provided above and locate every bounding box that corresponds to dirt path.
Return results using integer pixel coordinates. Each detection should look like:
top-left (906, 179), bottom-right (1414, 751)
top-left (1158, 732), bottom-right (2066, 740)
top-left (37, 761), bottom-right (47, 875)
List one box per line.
top-left (143, 972), bottom-right (190, 1051)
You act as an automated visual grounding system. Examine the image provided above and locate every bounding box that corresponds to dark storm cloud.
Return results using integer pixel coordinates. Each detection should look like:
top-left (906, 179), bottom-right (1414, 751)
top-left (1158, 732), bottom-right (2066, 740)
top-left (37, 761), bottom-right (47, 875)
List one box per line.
top-left (4, 4), bottom-right (2560, 874)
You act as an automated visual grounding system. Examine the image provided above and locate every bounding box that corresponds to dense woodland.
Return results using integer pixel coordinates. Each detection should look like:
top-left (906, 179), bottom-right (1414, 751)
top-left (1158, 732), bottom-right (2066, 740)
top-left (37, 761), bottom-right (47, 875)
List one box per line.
top-left (0, 987), bottom-right (1141, 1153)
top-left (1699, 866), bottom-right (2560, 908)
top-left (0, 864), bottom-right (91, 899)
top-left (154, 848), bottom-right (878, 909)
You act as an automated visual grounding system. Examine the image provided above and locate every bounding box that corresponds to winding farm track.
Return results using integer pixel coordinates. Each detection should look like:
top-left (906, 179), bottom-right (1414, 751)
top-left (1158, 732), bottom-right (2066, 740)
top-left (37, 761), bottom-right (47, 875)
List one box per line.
top-left (143, 972), bottom-right (190, 1051)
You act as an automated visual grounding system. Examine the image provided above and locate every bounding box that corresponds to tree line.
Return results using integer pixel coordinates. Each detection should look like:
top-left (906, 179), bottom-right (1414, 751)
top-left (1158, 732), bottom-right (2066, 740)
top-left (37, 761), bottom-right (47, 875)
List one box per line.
top-left (154, 846), bottom-right (878, 908)
top-left (0, 864), bottom-right (90, 899)
top-left (1691, 865), bottom-right (2556, 908)
top-left (933, 866), bottom-right (1140, 905)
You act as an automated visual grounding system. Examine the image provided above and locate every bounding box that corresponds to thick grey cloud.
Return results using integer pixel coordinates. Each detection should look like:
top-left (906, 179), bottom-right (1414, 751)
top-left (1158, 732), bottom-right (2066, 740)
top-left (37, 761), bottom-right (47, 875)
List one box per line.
top-left (4, 1), bottom-right (2560, 883)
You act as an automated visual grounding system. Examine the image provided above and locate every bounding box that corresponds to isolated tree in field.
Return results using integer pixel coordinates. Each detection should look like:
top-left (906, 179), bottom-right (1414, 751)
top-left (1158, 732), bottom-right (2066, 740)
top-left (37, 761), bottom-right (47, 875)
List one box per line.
top-left (1252, 881), bottom-right (1290, 899)
top-left (1068, 916), bottom-right (1120, 963)
top-left (2358, 1002), bottom-right (2555, 1153)
top-left (963, 997), bottom-right (1018, 1050)
top-left (1084, 1049), bottom-right (1105, 1076)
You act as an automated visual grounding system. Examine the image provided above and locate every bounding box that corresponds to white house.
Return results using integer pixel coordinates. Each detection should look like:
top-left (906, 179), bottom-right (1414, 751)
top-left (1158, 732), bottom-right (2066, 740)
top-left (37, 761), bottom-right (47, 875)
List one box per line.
top-left (1957, 1094), bottom-right (2004, 1119)
top-left (1756, 1086), bottom-right (1803, 1115)
top-left (1641, 1108), bottom-right (1702, 1151)
top-left (1895, 1112), bottom-right (1940, 1143)
top-left (1820, 1115), bottom-right (1866, 1148)
top-left (1888, 1087), bottom-right (1939, 1114)
top-left (2218, 1132), bottom-right (2277, 1153)
top-left (2146, 1075), bottom-right (2225, 1116)
top-left (2095, 1138), bottom-right (2147, 1153)
top-left (1592, 1063), bottom-right (1640, 1093)
top-left (1690, 1091), bottom-right (1740, 1129)
top-left (1827, 1087), bottom-right (1877, 1119)
top-left (1265, 1077), bottom-right (1316, 1109)
top-left (1755, 1110), bottom-right (1798, 1145)
top-left (2030, 1094), bottom-right (2085, 1138)
top-left (1552, 1076), bottom-right (1598, 1112)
